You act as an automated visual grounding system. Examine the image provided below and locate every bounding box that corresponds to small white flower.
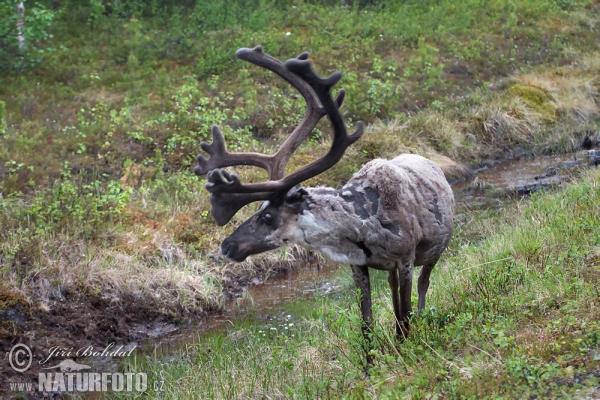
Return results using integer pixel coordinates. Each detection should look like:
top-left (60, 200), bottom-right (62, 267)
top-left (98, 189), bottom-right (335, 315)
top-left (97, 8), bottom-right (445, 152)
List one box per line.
top-left (286, 32), bottom-right (291, 36)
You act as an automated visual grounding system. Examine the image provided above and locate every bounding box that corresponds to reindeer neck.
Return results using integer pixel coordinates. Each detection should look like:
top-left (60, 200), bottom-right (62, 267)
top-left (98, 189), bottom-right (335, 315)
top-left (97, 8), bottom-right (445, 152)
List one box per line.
top-left (289, 186), bottom-right (375, 265)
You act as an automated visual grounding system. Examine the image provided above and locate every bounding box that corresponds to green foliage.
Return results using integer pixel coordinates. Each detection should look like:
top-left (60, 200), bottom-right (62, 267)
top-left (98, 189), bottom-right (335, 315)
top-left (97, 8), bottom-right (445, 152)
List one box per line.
top-left (192, 0), bottom-right (273, 32)
top-left (0, 0), bottom-right (57, 71)
top-left (0, 100), bottom-right (5, 134)
top-left (1, 164), bottom-right (130, 239)
top-left (407, 37), bottom-right (444, 87)
top-left (0, 0), bottom-right (597, 244)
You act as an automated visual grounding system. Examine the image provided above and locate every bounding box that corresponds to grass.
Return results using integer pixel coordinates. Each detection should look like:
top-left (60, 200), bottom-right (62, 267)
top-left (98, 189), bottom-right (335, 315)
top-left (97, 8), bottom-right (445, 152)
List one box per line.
top-left (130, 168), bottom-right (600, 398)
top-left (2, 0), bottom-right (599, 195)
top-left (0, 1), bottom-right (599, 390)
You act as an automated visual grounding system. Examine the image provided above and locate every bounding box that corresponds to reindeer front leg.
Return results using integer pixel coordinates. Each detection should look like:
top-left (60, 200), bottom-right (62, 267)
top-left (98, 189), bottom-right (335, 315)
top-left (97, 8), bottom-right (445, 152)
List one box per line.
top-left (351, 264), bottom-right (373, 368)
top-left (398, 262), bottom-right (414, 337)
top-left (418, 262), bottom-right (436, 312)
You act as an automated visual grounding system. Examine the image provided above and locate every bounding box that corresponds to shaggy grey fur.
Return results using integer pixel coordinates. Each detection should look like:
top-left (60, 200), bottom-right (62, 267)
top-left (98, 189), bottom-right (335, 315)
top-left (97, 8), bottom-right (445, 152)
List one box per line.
top-left (267, 154), bottom-right (454, 271)
top-left (221, 153), bottom-right (454, 348)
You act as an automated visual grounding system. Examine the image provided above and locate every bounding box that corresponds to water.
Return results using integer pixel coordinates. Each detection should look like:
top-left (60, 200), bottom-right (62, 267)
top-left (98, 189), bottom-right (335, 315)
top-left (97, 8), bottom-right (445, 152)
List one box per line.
top-left (146, 149), bottom-right (600, 356)
top-left (454, 149), bottom-right (599, 211)
top-left (149, 259), bottom-right (344, 358)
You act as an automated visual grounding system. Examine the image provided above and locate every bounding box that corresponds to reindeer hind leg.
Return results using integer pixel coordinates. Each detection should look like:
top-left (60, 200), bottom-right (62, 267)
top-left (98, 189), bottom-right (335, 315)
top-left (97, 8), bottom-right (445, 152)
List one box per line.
top-left (398, 262), bottom-right (414, 337)
top-left (417, 262), bottom-right (436, 313)
top-left (387, 269), bottom-right (403, 339)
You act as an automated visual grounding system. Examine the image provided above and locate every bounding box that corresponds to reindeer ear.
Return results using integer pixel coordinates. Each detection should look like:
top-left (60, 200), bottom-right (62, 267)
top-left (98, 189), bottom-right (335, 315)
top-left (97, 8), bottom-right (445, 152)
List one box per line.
top-left (285, 186), bottom-right (309, 204)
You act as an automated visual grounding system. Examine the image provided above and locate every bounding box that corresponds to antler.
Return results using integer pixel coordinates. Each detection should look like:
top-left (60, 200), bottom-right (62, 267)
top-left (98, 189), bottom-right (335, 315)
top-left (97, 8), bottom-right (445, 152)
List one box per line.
top-left (195, 46), bottom-right (364, 225)
top-left (195, 45), bottom-right (344, 180)
top-left (195, 125), bottom-right (275, 176)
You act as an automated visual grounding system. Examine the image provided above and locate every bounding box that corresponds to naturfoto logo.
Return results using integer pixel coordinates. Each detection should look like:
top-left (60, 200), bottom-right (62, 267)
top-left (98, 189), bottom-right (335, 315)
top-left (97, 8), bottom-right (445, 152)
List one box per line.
top-left (7, 343), bottom-right (162, 393)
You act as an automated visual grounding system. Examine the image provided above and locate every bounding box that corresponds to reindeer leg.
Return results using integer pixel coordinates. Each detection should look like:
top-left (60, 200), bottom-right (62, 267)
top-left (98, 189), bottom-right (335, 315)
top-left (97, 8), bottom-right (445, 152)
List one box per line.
top-left (351, 264), bottom-right (373, 368)
top-left (398, 262), bottom-right (414, 337)
top-left (387, 269), bottom-right (403, 339)
top-left (418, 262), bottom-right (436, 313)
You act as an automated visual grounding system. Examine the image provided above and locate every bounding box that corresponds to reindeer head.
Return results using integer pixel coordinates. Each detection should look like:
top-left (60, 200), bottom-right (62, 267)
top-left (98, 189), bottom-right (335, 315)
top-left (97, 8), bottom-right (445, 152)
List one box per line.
top-left (195, 46), bottom-right (363, 262)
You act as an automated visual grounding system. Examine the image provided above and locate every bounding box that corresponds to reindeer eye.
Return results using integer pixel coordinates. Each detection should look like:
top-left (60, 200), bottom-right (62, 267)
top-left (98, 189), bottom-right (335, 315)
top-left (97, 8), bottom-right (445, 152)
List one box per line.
top-left (261, 212), bottom-right (275, 225)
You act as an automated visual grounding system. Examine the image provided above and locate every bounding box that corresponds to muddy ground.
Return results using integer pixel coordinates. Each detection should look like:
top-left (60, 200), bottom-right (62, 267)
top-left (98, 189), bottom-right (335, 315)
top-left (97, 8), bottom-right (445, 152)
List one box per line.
top-left (0, 255), bottom-right (298, 398)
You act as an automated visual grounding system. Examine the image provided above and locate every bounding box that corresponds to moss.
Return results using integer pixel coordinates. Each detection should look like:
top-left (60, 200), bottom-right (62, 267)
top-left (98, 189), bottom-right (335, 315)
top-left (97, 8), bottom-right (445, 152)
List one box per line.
top-left (508, 84), bottom-right (557, 121)
top-left (0, 291), bottom-right (27, 311)
top-left (0, 289), bottom-right (31, 332)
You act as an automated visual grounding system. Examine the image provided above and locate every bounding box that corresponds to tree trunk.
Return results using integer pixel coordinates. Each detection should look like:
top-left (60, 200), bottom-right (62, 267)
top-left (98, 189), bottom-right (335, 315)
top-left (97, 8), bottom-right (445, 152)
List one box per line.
top-left (16, 2), bottom-right (25, 49)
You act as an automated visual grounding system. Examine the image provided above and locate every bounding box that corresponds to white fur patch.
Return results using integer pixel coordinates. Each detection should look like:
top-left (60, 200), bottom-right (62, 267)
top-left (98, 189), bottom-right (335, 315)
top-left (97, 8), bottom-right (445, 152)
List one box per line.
top-left (298, 212), bottom-right (330, 235)
top-left (321, 247), bottom-right (365, 264)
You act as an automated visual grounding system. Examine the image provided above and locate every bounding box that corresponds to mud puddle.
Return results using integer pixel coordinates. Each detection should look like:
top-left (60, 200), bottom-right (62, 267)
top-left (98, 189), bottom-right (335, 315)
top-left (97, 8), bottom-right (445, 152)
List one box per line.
top-left (149, 259), bottom-right (342, 358)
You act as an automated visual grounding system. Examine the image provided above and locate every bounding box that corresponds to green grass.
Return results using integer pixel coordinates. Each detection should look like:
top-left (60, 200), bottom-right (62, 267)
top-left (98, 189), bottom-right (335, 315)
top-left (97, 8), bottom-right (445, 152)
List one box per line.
top-left (0, 0), bottom-right (599, 364)
top-left (130, 168), bottom-right (600, 398)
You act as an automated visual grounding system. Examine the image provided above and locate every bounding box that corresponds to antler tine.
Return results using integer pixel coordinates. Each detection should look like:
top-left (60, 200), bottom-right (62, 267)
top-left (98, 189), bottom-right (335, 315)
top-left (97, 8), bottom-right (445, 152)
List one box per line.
top-left (204, 169), bottom-right (273, 225)
top-left (195, 125), bottom-right (275, 176)
top-left (236, 46), bottom-right (318, 109)
top-left (217, 61), bottom-right (363, 194)
top-left (236, 45), bottom-right (335, 179)
top-left (285, 58), bottom-right (364, 143)
top-left (204, 56), bottom-right (363, 225)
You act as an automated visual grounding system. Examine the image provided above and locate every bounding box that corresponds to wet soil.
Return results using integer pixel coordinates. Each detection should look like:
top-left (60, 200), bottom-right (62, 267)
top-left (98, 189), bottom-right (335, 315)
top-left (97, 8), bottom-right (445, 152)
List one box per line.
top-left (454, 149), bottom-right (600, 210)
top-left (152, 257), bottom-right (340, 359)
top-left (0, 292), bottom-right (184, 395)
top-left (0, 256), bottom-right (302, 397)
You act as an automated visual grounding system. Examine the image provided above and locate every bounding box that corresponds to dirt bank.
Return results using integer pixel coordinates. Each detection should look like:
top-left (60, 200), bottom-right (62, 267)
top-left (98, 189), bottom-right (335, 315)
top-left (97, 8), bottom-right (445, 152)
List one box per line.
top-left (0, 248), bottom-right (304, 397)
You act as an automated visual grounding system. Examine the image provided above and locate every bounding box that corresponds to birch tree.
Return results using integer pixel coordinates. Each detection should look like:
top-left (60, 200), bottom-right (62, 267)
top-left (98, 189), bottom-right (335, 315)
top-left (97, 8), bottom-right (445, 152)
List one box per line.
top-left (0, 1), bottom-right (56, 72)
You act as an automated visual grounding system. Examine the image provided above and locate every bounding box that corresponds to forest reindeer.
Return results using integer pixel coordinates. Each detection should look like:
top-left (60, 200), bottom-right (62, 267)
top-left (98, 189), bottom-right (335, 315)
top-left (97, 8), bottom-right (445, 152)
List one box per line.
top-left (195, 46), bottom-right (455, 359)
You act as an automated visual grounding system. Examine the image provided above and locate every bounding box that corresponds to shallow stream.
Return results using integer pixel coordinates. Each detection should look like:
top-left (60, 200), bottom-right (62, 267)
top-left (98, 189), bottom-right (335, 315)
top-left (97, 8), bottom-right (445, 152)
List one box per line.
top-left (146, 149), bottom-right (600, 358)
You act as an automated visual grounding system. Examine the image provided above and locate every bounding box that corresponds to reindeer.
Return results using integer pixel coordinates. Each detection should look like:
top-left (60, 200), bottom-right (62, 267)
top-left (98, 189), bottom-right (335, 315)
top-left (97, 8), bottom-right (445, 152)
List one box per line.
top-left (195, 46), bottom-right (454, 360)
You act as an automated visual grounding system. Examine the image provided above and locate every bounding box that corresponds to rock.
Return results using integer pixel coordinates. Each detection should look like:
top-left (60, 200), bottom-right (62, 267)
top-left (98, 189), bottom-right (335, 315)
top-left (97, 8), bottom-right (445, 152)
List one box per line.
top-left (581, 135), bottom-right (594, 150)
top-left (588, 150), bottom-right (600, 166)
top-left (510, 182), bottom-right (558, 196)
